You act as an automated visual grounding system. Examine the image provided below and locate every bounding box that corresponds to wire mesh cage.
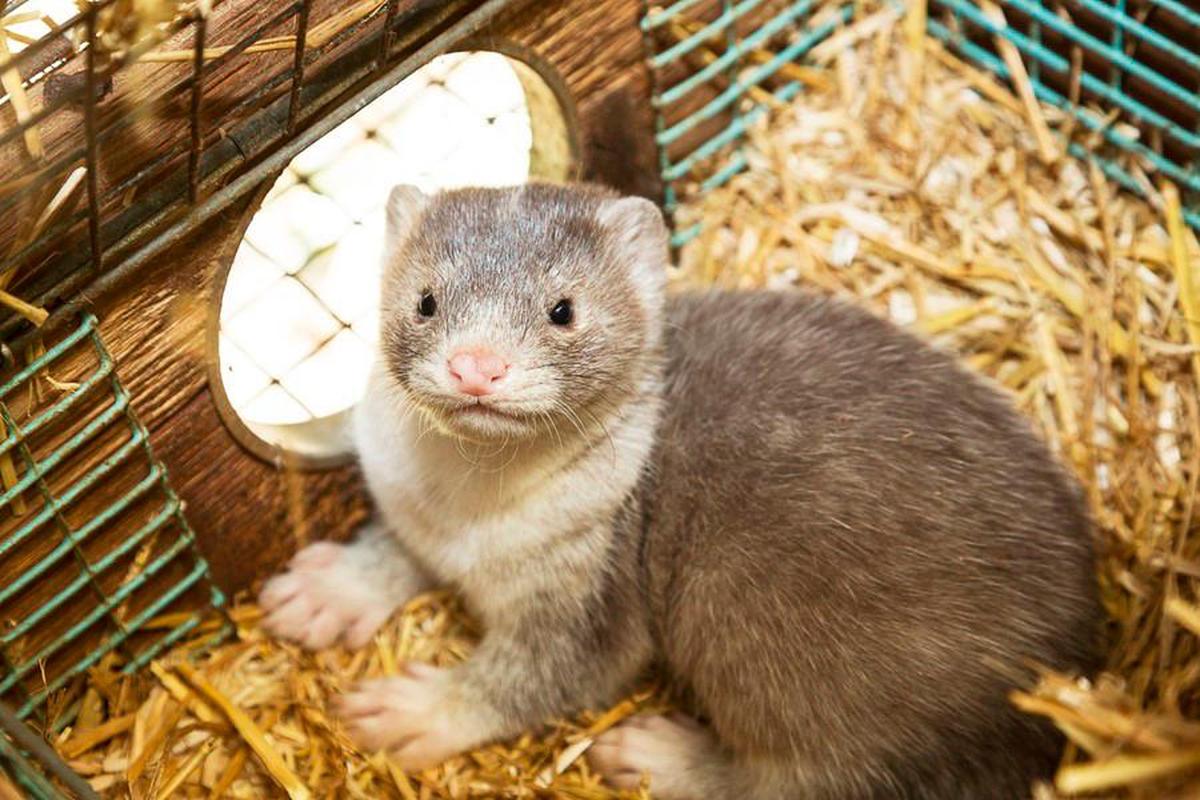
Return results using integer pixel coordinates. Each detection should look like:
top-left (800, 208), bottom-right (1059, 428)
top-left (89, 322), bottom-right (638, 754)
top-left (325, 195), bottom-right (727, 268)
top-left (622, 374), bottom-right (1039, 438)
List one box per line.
top-left (0, 314), bottom-right (228, 794)
top-left (927, 0), bottom-right (1200, 228)
top-left (0, 0), bottom-right (521, 353)
top-left (642, 0), bottom-right (1200, 245)
top-left (641, 0), bottom-right (855, 247)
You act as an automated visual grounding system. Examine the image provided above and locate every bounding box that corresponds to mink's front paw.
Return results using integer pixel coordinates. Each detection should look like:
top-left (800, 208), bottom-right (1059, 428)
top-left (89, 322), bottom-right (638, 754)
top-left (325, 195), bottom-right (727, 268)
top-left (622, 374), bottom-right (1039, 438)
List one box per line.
top-left (258, 541), bottom-right (394, 650)
top-left (335, 663), bottom-right (491, 769)
top-left (591, 713), bottom-right (720, 799)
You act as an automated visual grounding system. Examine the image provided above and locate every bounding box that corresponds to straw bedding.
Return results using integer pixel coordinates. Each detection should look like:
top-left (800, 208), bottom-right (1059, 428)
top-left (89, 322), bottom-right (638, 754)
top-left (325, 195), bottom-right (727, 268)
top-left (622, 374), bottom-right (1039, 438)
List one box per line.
top-left (20, 2), bottom-right (1200, 797)
top-left (44, 600), bottom-right (661, 798)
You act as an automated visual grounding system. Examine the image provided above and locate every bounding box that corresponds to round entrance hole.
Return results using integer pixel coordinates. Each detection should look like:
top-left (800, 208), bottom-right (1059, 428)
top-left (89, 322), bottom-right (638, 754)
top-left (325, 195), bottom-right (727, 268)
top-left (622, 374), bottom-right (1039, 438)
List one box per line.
top-left (211, 50), bottom-right (576, 466)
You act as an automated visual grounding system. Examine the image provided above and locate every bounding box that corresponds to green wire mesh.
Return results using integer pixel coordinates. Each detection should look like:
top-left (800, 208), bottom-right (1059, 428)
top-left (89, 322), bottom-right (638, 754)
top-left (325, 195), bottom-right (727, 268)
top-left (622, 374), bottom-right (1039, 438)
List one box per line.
top-left (642, 0), bottom-right (854, 247)
top-left (0, 731), bottom-right (72, 800)
top-left (929, 0), bottom-right (1200, 229)
top-left (1, 700), bottom-right (99, 799)
top-left (643, 0), bottom-right (1200, 243)
top-left (0, 314), bottom-right (229, 792)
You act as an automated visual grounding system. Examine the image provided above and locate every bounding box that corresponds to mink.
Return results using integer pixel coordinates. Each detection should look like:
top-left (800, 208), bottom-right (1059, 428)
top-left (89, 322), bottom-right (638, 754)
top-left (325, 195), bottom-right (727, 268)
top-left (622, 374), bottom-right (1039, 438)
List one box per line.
top-left (259, 182), bottom-right (1102, 799)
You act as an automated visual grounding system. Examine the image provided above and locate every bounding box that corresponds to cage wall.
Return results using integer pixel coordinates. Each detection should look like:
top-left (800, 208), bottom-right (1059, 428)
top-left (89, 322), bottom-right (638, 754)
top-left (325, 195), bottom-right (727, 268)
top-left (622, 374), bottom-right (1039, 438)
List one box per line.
top-left (928, 0), bottom-right (1200, 228)
top-left (643, 0), bottom-right (1200, 242)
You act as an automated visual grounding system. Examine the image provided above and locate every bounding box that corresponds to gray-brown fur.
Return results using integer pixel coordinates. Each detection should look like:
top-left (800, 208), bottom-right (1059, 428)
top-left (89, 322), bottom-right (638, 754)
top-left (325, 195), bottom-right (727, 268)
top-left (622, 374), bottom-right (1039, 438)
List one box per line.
top-left (259, 182), bottom-right (1101, 799)
top-left (644, 290), bottom-right (1100, 798)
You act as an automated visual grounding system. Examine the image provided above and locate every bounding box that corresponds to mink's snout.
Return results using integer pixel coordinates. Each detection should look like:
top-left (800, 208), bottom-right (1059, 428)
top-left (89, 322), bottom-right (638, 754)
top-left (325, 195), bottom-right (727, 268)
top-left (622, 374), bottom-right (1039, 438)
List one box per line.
top-left (447, 346), bottom-right (509, 397)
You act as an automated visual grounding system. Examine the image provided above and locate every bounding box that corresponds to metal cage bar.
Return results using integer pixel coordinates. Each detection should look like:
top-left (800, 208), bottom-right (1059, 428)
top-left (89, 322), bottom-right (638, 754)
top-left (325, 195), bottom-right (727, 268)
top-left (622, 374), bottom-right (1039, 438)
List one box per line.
top-left (0, 699), bottom-right (96, 800)
top-left (286, 0), bottom-right (314, 134)
top-left (646, 0), bottom-right (1200, 245)
top-left (82, 5), bottom-right (103, 273)
top-left (188, 12), bottom-right (209, 204)
top-left (643, 0), bottom-right (852, 246)
top-left (928, 0), bottom-right (1200, 229)
top-left (0, 315), bottom-right (230, 725)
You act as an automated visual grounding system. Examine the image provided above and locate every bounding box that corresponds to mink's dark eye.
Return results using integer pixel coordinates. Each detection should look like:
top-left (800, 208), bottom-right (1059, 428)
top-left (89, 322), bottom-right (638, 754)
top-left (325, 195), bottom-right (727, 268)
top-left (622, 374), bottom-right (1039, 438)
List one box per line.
top-left (549, 299), bottom-right (573, 326)
top-left (418, 291), bottom-right (437, 318)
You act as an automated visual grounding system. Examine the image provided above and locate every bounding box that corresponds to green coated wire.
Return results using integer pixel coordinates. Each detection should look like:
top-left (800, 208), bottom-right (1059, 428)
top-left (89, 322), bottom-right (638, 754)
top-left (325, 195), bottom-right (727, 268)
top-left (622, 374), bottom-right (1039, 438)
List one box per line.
top-left (645, 0), bottom-right (1199, 246)
top-left (926, 15), bottom-right (1200, 229)
top-left (0, 315), bottom-right (231, 793)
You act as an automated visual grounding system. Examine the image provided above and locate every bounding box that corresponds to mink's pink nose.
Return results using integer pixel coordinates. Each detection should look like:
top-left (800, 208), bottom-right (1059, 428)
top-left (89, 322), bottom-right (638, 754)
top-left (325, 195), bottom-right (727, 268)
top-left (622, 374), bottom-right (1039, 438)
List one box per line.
top-left (447, 347), bottom-right (508, 396)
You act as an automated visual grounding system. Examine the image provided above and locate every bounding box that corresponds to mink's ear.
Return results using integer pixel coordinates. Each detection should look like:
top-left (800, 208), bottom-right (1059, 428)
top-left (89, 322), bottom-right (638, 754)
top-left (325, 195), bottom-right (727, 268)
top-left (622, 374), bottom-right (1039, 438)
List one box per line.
top-left (385, 184), bottom-right (429, 254)
top-left (596, 196), bottom-right (669, 297)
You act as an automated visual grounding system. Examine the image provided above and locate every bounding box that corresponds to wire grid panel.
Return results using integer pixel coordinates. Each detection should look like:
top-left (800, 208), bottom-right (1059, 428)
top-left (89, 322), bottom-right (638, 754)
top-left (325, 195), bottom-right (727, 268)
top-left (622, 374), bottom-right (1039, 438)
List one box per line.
top-left (0, 731), bottom-right (70, 800)
top-left (0, 0), bottom-right (281, 328)
top-left (641, 0), bottom-right (854, 247)
top-left (0, 699), bottom-right (98, 800)
top-left (219, 51), bottom-right (532, 436)
top-left (0, 315), bottom-right (230, 727)
top-left (0, 0), bottom-right (511, 350)
top-left (928, 0), bottom-right (1200, 229)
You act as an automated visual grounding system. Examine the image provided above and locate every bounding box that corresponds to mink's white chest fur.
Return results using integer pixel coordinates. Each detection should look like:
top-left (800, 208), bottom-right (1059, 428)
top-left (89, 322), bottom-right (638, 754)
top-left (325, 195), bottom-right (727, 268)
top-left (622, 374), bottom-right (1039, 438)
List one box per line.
top-left (352, 364), bottom-right (659, 626)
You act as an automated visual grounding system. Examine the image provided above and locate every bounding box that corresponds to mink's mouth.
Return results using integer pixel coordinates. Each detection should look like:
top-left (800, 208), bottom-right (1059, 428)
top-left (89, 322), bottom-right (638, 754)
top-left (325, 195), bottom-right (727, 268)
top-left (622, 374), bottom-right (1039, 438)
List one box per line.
top-left (452, 402), bottom-right (524, 421)
top-left (431, 398), bottom-right (540, 441)
top-left (402, 386), bottom-right (527, 421)
top-left (396, 374), bottom-right (544, 438)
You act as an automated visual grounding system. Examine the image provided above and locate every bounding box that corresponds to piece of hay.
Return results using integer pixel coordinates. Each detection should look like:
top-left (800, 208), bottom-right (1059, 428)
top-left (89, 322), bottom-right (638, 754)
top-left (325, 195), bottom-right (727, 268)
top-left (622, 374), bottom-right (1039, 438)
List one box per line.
top-left (0, 290), bottom-right (49, 326)
top-left (60, 714), bottom-right (136, 760)
top-left (172, 662), bottom-right (312, 800)
top-left (1163, 182), bottom-right (1200, 382)
top-left (977, 0), bottom-right (1057, 164)
top-left (0, 25), bottom-right (44, 160)
top-left (1055, 748), bottom-right (1200, 794)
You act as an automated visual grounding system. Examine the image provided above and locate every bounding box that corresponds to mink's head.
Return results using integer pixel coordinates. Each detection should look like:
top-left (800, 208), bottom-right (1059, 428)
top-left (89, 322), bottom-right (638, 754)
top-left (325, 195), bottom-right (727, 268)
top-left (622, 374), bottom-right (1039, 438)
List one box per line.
top-left (377, 183), bottom-right (668, 442)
